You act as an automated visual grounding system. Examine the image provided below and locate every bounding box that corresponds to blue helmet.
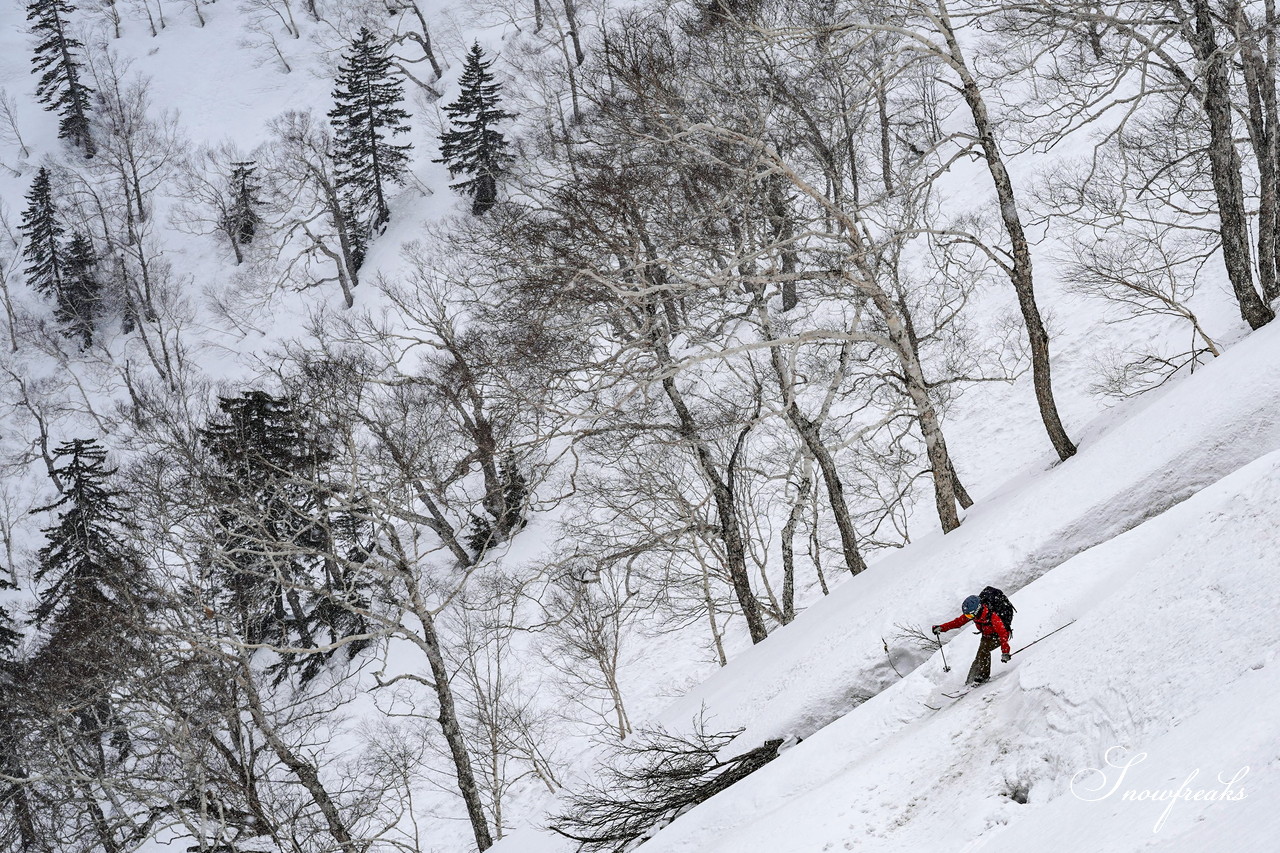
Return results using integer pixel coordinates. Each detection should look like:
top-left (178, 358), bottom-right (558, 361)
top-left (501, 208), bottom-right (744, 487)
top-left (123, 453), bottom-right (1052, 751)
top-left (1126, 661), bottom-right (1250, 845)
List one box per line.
top-left (962, 595), bottom-right (982, 616)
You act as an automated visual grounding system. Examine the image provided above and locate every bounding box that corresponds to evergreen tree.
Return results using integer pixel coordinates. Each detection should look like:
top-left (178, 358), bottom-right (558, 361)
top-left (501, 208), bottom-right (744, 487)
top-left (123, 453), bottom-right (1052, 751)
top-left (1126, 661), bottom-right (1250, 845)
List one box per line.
top-left (27, 439), bottom-right (147, 841)
top-left (328, 27), bottom-right (412, 235)
top-left (19, 167), bottom-right (64, 299)
top-left (341, 204), bottom-right (368, 273)
top-left (31, 439), bottom-right (144, 628)
top-left (0, 591), bottom-right (31, 852)
top-left (21, 172), bottom-right (103, 347)
top-left (30, 438), bottom-right (151, 719)
top-left (0, 584), bottom-right (20, 709)
top-left (0, 590), bottom-right (19, 660)
top-left (464, 455), bottom-right (529, 558)
top-left (224, 160), bottom-right (262, 255)
top-left (435, 42), bottom-right (515, 216)
top-left (27, 0), bottom-right (95, 156)
top-left (59, 232), bottom-right (100, 348)
top-left (201, 391), bottom-right (318, 648)
top-left (498, 454), bottom-right (529, 533)
top-left (200, 391), bottom-right (371, 682)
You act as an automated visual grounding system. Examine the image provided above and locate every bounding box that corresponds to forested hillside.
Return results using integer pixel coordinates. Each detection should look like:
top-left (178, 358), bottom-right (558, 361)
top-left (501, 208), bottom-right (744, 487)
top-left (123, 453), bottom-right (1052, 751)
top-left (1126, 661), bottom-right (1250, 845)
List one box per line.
top-left (0, 2), bottom-right (1276, 852)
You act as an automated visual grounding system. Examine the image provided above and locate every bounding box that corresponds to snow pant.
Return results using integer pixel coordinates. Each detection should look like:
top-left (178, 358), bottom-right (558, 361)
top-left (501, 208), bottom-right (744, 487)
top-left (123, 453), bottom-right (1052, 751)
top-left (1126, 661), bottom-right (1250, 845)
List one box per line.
top-left (967, 632), bottom-right (1002, 685)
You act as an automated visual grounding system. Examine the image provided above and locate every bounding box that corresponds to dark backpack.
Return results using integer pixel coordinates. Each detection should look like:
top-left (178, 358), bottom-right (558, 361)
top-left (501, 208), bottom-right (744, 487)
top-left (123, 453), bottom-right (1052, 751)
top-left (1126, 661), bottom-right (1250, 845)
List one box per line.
top-left (979, 586), bottom-right (1015, 631)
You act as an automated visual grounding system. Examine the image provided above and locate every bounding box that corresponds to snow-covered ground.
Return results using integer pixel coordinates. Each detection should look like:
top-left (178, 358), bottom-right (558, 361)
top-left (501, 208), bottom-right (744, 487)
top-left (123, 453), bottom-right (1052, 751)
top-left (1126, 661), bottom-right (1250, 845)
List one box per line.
top-left (498, 323), bottom-right (1280, 853)
top-left (628, 446), bottom-right (1280, 853)
top-left (2, 2), bottom-right (1278, 852)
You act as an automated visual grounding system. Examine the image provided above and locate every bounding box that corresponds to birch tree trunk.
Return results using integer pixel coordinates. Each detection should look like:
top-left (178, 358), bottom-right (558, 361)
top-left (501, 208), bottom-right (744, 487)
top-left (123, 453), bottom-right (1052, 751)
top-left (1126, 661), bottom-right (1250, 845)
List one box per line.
top-left (1187, 0), bottom-right (1274, 328)
top-left (780, 455), bottom-right (814, 624)
top-left (394, 559), bottom-right (494, 850)
top-left (237, 659), bottom-right (359, 853)
top-left (755, 296), bottom-right (868, 572)
top-left (934, 0), bottom-right (1078, 460)
top-left (659, 372), bottom-right (770, 643)
top-left (1230, 0), bottom-right (1280, 305)
top-left (650, 320), bottom-right (770, 643)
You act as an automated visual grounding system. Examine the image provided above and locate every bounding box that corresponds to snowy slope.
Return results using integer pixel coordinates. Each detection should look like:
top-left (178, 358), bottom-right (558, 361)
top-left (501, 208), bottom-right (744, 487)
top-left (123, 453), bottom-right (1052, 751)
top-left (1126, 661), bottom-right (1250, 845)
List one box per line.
top-left (662, 319), bottom-right (1280, 749)
top-left (2, 2), bottom-right (1278, 851)
top-left (492, 315), bottom-right (1280, 853)
top-left (622, 447), bottom-right (1280, 853)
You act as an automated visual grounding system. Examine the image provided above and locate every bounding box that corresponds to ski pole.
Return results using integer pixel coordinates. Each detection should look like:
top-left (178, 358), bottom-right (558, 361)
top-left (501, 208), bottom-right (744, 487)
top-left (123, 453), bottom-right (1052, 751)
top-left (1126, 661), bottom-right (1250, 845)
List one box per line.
top-left (938, 633), bottom-right (950, 672)
top-left (1011, 620), bottom-right (1077, 656)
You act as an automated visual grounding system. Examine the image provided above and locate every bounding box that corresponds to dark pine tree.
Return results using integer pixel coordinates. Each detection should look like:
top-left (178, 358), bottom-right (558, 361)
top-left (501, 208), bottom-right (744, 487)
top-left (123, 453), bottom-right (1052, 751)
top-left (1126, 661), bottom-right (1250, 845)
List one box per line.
top-left (0, 588), bottom-right (19, 704)
top-left (0, 587), bottom-right (33, 853)
top-left (435, 42), bottom-right (515, 216)
top-left (27, 439), bottom-right (148, 841)
top-left (1, 505), bottom-right (32, 850)
top-left (200, 391), bottom-right (371, 683)
top-left (498, 454), bottom-right (529, 535)
top-left (31, 439), bottom-right (146, 630)
top-left (27, 0), bottom-right (95, 156)
top-left (29, 438), bottom-right (151, 726)
top-left (0, 594), bottom-right (19, 661)
top-left (21, 173), bottom-right (103, 347)
top-left (341, 204), bottom-right (367, 273)
top-left (224, 160), bottom-right (263, 262)
top-left (19, 167), bottom-right (64, 299)
top-left (201, 391), bottom-right (319, 649)
top-left (59, 232), bottom-right (101, 348)
top-left (464, 454), bottom-right (529, 559)
top-left (328, 27), bottom-right (412, 236)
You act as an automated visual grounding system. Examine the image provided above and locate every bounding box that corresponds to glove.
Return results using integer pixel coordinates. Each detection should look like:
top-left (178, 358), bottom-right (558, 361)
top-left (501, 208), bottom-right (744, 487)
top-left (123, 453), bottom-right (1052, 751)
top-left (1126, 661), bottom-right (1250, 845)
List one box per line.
top-left (1000, 653), bottom-right (1011, 664)
top-left (931, 625), bottom-right (941, 636)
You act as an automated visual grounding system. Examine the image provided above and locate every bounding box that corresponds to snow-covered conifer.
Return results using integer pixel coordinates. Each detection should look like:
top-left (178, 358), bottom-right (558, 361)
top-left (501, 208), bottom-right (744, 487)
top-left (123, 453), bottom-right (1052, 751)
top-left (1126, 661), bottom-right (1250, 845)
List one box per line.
top-left (59, 232), bottom-right (100, 347)
top-left (18, 167), bottom-right (64, 299)
top-left (20, 172), bottom-right (103, 347)
top-left (436, 42), bottom-right (514, 216)
top-left (0, 593), bottom-right (27, 846)
top-left (328, 27), bottom-right (412, 235)
top-left (0, 598), bottom-right (19, 660)
top-left (27, 0), bottom-right (95, 156)
top-left (200, 391), bottom-right (371, 682)
top-left (31, 439), bottom-right (144, 628)
top-left (225, 160), bottom-right (263, 250)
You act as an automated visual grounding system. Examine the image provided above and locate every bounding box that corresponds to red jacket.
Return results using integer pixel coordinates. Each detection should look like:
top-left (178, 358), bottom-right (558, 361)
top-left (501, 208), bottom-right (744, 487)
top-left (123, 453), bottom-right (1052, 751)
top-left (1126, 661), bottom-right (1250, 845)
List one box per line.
top-left (939, 606), bottom-right (1010, 655)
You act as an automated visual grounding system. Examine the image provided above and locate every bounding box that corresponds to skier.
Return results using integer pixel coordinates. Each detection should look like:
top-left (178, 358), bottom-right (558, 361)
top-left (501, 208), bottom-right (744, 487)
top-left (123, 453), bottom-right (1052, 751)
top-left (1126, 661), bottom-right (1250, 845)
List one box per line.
top-left (932, 591), bottom-right (1012, 686)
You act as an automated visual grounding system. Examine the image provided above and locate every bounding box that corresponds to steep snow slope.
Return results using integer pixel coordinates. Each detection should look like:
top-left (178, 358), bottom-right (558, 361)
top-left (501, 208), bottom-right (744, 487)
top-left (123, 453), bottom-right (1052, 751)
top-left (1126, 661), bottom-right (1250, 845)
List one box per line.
top-left (494, 316), bottom-right (1280, 853)
top-left (3, 2), bottom-right (1277, 850)
top-left (624, 447), bottom-right (1280, 853)
top-left (662, 319), bottom-right (1280, 749)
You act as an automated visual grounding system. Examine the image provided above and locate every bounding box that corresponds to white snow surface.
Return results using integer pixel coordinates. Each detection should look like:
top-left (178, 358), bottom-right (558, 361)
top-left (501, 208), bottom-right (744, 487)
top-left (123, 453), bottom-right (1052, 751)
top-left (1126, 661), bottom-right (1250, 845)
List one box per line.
top-left (498, 323), bottom-right (1280, 850)
top-left (626, 447), bottom-right (1280, 853)
top-left (1, 1), bottom-right (1278, 851)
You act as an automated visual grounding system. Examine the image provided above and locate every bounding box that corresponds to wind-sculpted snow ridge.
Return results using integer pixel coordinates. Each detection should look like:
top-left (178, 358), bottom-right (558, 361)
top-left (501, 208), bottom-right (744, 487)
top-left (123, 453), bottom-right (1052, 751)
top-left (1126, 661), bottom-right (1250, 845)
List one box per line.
top-left (567, 447), bottom-right (1280, 853)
